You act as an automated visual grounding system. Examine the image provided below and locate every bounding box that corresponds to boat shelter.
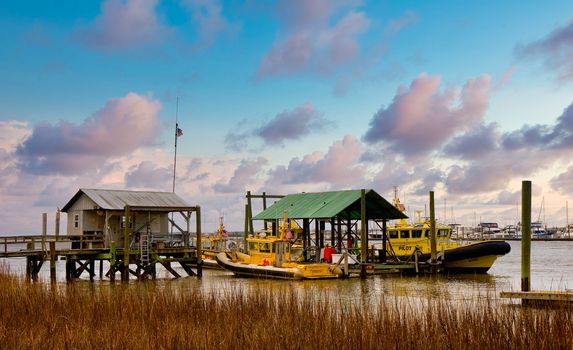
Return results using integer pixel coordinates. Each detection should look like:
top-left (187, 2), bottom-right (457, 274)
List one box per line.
top-left (62, 188), bottom-right (199, 249)
top-left (250, 189), bottom-right (407, 268)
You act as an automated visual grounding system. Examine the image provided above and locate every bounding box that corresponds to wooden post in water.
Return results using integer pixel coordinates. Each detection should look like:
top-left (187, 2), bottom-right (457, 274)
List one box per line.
top-left (49, 241), bottom-right (56, 283)
top-left (196, 206), bottom-right (202, 279)
top-left (122, 205), bottom-right (130, 282)
top-left (360, 189), bottom-right (367, 278)
top-left (521, 180), bottom-right (532, 293)
top-left (244, 204), bottom-right (249, 252)
top-left (55, 209), bottom-right (60, 239)
top-left (382, 219), bottom-right (387, 263)
top-left (429, 191), bottom-right (437, 268)
top-left (42, 213), bottom-right (47, 255)
top-left (262, 192), bottom-right (268, 231)
top-left (109, 241), bottom-right (116, 282)
top-left (246, 191), bottom-right (254, 236)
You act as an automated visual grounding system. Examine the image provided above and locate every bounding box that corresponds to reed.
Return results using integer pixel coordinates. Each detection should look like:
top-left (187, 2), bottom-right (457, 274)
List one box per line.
top-left (0, 267), bottom-right (571, 350)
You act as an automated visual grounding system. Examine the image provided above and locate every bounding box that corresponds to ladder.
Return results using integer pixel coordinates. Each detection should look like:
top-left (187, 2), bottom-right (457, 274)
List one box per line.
top-left (140, 232), bottom-right (150, 265)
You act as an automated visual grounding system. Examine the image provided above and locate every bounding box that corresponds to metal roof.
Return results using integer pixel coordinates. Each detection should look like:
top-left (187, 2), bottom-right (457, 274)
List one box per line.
top-left (252, 189), bottom-right (407, 221)
top-left (61, 188), bottom-right (195, 212)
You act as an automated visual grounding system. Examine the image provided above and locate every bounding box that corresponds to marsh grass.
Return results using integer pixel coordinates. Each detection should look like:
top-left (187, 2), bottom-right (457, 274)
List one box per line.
top-left (0, 267), bottom-right (571, 350)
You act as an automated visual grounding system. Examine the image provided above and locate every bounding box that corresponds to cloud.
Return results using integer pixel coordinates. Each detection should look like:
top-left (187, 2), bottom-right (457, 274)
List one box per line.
top-left (213, 157), bottom-right (268, 193)
top-left (493, 65), bottom-right (516, 91)
top-left (255, 102), bottom-right (329, 146)
top-left (266, 135), bottom-right (363, 187)
top-left (182, 0), bottom-right (239, 49)
top-left (551, 166), bottom-right (573, 193)
top-left (75, 0), bottom-right (168, 50)
top-left (16, 92), bottom-right (161, 175)
top-left (516, 19), bottom-right (573, 81)
top-left (384, 10), bottom-right (418, 35)
top-left (443, 123), bottom-right (500, 160)
top-left (363, 74), bottom-right (491, 156)
top-left (225, 102), bottom-right (331, 150)
top-left (125, 161), bottom-right (172, 190)
top-left (256, 1), bottom-right (370, 78)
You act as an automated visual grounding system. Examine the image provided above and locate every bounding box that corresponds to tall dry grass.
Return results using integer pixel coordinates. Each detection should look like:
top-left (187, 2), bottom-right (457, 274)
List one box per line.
top-left (0, 266), bottom-right (571, 350)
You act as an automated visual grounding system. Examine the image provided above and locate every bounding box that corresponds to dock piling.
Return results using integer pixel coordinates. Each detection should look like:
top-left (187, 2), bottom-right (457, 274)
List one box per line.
top-left (521, 180), bottom-right (532, 293)
top-left (429, 191), bottom-right (437, 267)
top-left (49, 241), bottom-right (56, 283)
top-left (360, 189), bottom-right (367, 278)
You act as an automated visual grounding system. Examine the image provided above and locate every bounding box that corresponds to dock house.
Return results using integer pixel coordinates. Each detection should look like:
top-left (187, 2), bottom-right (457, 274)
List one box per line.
top-left (61, 188), bottom-right (197, 248)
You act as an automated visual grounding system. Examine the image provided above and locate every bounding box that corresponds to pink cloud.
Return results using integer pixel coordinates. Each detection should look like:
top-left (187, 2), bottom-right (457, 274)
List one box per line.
top-left (125, 161), bottom-right (173, 190)
top-left (266, 135), bottom-right (364, 187)
top-left (363, 73), bottom-right (491, 155)
top-left (257, 1), bottom-right (370, 78)
top-left (17, 92), bottom-right (161, 175)
top-left (213, 157), bottom-right (268, 193)
top-left (384, 10), bottom-right (418, 35)
top-left (182, 0), bottom-right (238, 49)
top-left (76, 0), bottom-right (168, 50)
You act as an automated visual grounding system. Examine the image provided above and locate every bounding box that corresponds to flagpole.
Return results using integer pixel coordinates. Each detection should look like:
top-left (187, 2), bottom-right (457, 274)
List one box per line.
top-left (170, 97), bottom-right (179, 246)
top-left (172, 96), bottom-right (179, 193)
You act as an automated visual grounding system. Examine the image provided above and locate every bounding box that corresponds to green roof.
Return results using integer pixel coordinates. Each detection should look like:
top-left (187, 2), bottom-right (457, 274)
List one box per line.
top-left (252, 189), bottom-right (407, 221)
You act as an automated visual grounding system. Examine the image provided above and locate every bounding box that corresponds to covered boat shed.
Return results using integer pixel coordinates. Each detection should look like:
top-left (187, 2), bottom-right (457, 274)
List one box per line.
top-left (251, 189), bottom-right (407, 268)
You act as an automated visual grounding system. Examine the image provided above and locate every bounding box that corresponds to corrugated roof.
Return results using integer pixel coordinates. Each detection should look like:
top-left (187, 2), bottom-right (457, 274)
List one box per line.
top-left (252, 189), bottom-right (407, 220)
top-left (62, 188), bottom-right (194, 212)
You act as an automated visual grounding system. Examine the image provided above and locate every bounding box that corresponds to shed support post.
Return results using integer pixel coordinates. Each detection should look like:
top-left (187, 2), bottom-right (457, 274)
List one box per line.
top-left (382, 219), bottom-right (387, 263)
top-left (314, 219), bottom-right (320, 262)
top-left (244, 204), bottom-right (249, 252)
top-left (360, 189), bottom-right (367, 278)
top-left (196, 206), bottom-right (202, 279)
top-left (330, 218), bottom-right (335, 247)
top-left (303, 219), bottom-right (309, 260)
top-left (122, 205), bottom-right (130, 282)
top-left (109, 241), bottom-right (116, 282)
top-left (262, 192), bottom-right (268, 231)
top-left (246, 191), bottom-right (254, 236)
top-left (337, 219), bottom-right (342, 253)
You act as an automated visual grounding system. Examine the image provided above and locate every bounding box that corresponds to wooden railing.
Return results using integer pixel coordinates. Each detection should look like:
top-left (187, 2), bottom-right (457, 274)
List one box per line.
top-left (0, 235), bottom-right (105, 254)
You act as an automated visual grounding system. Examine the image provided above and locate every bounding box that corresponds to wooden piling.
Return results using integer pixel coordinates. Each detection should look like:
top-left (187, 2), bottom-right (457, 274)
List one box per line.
top-left (42, 213), bottom-right (47, 255)
top-left (110, 241), bottom-right (116, 282)
top-left (429, 191), bottom-right (437, 266)
top-left (382, 219), bottom-right (387, 263)
top-left (55, 209), bottom-right (60, 239)
top-left (314, 219), bottom-right (320, 262)
top-left (244, 204), bottom-right (249, 252)
top-left (196, 205), bottom-right (202, 279)
top-left (246, 191), bottom-right (254, 236)
top-left (360, 189), bottom-right (367, 278)
top-left (262, 192), bottom-right (268, 231)
top-left (122, 205), bottom-right (130, 282)
top-left (49, 241), bottom-right (56, 283)
top-left (521, 180), bottom-right (532, 292)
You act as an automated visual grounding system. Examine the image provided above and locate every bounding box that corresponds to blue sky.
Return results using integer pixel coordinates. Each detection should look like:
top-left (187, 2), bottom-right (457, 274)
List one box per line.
top-left (1, 0), bottom-right (573, 233)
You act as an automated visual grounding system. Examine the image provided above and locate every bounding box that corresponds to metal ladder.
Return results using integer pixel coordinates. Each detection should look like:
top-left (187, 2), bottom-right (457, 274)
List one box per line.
top-left (140, 232), bottom-right (150, 265)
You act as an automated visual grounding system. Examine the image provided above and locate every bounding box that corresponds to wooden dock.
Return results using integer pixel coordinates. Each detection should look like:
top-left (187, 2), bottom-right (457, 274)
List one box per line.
top-left (500, 291), bottom-right (573, 303)
top-left (0, 234), bottom-right (202, 282)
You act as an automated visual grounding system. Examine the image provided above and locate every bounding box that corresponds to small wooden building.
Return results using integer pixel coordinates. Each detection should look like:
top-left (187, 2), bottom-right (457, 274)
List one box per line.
top-left (61, 189), bottom-right (195, 248)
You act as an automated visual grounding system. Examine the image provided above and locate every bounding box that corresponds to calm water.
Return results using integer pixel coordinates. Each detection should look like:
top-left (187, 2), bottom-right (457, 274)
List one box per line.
top-left (3, 241), bottom-right (572, 302)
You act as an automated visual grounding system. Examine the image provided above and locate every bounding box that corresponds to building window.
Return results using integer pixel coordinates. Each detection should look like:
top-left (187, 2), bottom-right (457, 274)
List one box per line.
top-left (74, 214), bottom-right (79, 229)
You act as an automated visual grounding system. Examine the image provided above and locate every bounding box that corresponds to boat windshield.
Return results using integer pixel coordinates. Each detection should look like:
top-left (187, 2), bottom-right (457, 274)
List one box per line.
top-left (412, 229), bottom-right (423, 238)
top-left (399, 230), bottom-right (410, 239)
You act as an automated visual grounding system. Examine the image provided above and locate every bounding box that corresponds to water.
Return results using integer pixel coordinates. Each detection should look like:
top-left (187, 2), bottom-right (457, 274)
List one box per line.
top-left (2, 241), bottom-right (572, 302)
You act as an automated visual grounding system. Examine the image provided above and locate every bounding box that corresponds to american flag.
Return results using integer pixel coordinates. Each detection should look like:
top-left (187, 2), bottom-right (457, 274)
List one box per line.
top-left (176, 127), bottom-right (183, 137)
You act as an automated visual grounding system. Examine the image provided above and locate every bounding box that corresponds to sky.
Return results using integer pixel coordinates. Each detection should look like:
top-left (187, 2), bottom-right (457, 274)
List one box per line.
top-left (1, 0), bottom-right (573, 234)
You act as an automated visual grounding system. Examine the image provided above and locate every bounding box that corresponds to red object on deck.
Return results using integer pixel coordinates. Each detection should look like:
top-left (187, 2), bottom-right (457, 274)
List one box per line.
top-left (324, 247), bottom-right (335, 263)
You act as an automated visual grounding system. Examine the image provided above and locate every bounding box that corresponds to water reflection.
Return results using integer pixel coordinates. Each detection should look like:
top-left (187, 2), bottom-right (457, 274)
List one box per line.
top-left (3, 240), bottom-right (573, 303)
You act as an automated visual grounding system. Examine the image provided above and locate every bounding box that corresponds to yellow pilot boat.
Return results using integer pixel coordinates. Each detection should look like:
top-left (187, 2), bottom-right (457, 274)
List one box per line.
top-left (202, 217), bottom-right (237, 269)
top-left (216, 212), bottom-right (342, 280)
top-left (377, 196), bottom-right (511, 273)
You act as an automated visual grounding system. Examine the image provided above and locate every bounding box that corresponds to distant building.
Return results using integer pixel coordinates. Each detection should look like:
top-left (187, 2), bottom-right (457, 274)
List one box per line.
top-left (61, 189), bottom-right (194, 248)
